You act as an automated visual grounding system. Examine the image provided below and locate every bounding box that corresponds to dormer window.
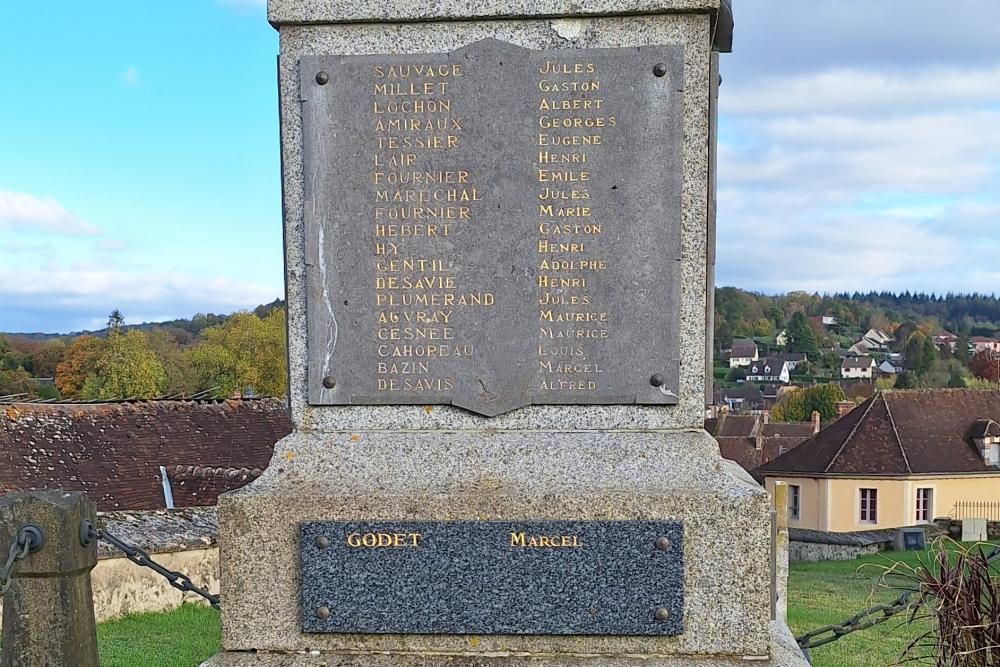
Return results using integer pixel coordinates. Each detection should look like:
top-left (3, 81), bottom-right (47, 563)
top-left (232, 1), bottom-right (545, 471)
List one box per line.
top-left (972, 420), bottom-right (1000, 466)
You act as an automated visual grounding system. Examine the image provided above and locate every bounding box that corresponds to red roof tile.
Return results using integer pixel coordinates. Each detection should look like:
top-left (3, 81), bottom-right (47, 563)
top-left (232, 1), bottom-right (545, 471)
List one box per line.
top-left (0, 399), bottom-right (292, 510)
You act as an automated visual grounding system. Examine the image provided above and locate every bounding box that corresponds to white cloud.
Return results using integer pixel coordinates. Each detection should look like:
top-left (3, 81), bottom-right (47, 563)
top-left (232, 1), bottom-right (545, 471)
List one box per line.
top-left (0, 263), bottom-right (280, 332)
top-left (0, 191), bottom-right (100, 235)
top-left (722, 66), bottom-right (1000, 115)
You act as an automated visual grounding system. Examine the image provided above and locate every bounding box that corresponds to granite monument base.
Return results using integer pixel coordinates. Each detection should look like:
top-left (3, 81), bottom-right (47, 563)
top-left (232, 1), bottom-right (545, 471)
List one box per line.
top-left (204, 430), bottom-right (808, 666)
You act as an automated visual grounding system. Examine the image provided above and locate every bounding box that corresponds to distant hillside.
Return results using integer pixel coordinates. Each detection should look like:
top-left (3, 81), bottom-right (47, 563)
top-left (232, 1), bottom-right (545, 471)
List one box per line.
top-left (2, 299), bottom-right (286, 341)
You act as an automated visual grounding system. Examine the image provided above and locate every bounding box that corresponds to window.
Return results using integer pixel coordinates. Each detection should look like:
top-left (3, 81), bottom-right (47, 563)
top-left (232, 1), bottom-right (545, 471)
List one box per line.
top-left (859, 488), bottom-right (878, 524)
top-left (916, 488), bottom-right (933, 523)
top-left (789, 485), bottom-right (801, 520)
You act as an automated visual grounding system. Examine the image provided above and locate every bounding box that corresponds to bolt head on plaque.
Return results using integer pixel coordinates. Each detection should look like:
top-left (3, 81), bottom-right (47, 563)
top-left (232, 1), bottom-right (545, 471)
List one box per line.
top-left (315, 71), bottom-right (329, 85)
top-left (652, 62), bottom-right (668, 77)
top-left (655, 607), bottom-right (670, 621)
top-left (315, 606), bottom-right (331, 620)
top-left (322, 376), bottom-right (336, 389)
top-left (655, 536), bottom-right (670, 551)
top-left (315, 536), bottom-right (330, 549)
top-left (650, 374), bottom-right (665, 387)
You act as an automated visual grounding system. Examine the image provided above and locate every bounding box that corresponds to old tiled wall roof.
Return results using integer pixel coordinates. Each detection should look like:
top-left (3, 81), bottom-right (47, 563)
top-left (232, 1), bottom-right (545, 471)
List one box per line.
top-left (708, 414), bottom-right (816, 479)
top-left (0, 399), bottom-right (292, 510)
top-left (756, 389), bottom-right (1000, 476)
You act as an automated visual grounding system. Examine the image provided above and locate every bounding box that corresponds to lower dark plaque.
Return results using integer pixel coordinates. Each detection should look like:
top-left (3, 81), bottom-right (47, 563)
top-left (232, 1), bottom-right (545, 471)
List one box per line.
top-left (300, 520), bottom-right (683, 635)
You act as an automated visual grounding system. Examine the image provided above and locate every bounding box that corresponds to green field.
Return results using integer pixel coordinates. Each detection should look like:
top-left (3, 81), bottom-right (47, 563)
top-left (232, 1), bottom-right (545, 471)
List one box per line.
top-left (96, 548), bottom-right (985, 666)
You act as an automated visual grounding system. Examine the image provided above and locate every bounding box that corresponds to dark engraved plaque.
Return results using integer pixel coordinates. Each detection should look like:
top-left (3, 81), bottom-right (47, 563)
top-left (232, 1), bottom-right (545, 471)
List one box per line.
top-left (300, 520), bottom-right (684, 635)
top-left (301, 39), bottom-right (684, 416)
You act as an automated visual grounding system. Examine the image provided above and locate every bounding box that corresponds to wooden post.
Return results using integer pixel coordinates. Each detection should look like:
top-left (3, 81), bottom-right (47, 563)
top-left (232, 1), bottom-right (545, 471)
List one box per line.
top-left (0, 491), bottom-right (98, 667)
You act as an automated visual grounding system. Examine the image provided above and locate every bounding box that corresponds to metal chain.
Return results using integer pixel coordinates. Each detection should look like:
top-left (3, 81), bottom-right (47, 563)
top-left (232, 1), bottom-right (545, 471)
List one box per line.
top-left (796, 543), bottom-right (1000, 651)
top-left (0, 529), bottom-right (36, 596)
top-left (97, 528), bottom-right (220, 610)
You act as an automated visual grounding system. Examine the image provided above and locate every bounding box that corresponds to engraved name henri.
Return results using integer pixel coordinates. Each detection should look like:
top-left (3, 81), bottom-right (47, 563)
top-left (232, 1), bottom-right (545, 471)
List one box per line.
top-left (342, 531), bottom-right (582, 548)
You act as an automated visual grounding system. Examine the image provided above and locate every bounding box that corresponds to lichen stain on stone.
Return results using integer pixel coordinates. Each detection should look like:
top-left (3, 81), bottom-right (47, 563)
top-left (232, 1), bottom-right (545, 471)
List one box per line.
top-left (423, 405), bottom-right (434, 414)
top-left (468, 636), bottom-right (480, 647)
top-left (549, 18), bottom-right (587, 42)
top-left (285, 450), bottom-right (295, 461)
top-left (350, 434), bottom-right (361, 442)
top-left (4, 406), bottom-right (19, 421)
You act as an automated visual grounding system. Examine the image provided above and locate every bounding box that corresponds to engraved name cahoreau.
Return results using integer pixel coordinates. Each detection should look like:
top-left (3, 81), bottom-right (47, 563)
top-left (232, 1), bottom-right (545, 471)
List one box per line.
top-left (301, 39), bottom-right (684, 416)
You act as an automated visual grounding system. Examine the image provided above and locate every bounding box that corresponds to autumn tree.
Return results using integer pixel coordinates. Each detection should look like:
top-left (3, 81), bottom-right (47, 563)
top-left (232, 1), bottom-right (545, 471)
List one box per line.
top-left (54, 336), bottom-right (105, 398)
top-left (81, 329), bottom-right (167, 400)
top-left (0, 367), bottom-right (35, 396)
top-left (147, 329), bottom-right (199, 395)
top-left (969, 351), bottom-right (1000, 384)
top-left (32, 340), bottom-right (66, 378)
top-left (191, 309), bottom-right (287, 397)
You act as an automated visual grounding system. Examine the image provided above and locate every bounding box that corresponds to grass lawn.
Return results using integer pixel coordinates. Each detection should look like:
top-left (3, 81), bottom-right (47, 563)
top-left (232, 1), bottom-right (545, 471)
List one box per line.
top-left (98, 545), bottom-right (993, 666)
top-left (98, 604), bottom-right (220, 667)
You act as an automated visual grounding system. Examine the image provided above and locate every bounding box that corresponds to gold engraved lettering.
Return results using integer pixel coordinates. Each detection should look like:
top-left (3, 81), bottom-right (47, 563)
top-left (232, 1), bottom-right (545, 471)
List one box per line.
top-left (346, 532), bottom-right (422, 547)
top-left (509, 532), bottom-right (583, 548)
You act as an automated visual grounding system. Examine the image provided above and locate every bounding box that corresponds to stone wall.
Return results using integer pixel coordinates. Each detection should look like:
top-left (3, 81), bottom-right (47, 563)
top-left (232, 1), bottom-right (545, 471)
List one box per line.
top-left (0, 507), bottom-right (219, 624)
top-left (789, 541), bottom-right (883, 562)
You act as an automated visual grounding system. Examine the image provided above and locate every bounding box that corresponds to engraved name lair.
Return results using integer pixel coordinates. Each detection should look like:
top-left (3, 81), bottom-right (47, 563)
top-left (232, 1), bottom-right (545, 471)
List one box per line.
top-left (346, 532), bottom-right (423, 547)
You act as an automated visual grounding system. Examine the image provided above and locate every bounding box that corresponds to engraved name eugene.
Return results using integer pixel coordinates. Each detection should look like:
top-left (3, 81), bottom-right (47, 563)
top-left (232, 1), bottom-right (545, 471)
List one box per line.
top-left (343, 530), bottom-right (582, 548)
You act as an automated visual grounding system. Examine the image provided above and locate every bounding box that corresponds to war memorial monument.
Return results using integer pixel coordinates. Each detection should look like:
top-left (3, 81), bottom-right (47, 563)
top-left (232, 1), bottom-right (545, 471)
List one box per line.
top-left (205, 0), bottom-right (808, 664)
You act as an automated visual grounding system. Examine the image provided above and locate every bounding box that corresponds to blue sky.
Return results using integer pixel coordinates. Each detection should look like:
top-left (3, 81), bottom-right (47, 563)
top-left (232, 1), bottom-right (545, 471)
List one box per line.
top-left (2, 1), bottom-right (998, 333)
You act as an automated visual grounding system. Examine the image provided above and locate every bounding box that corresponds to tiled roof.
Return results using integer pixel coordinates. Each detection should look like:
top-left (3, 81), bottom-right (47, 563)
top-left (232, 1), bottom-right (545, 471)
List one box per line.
top-left (763, 423), bottom-right (817, 439)
top-left (706, 414), bottom-right (758, 438)
top-left (756, 390), bottom-right (1000, 477)
top-left (842, 356), bottom-right (875, 370)
top-left (730, 339), bottom-right (757, 358)
top-left (0, 399), bottom-right (292, 510)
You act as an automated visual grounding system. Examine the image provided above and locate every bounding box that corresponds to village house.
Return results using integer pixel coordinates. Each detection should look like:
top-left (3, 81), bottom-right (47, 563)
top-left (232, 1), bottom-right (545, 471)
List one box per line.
top-left (971, 336), bottom-right (1000, 354)
top-left (756, 390), bottom-right (1000, 532)
top-left (745, 356), bottom-right (791, 383)
top-left (0, 397), bottom-right (292, 510)
top-left (932, 331), bottom-right (958, 352)
top-left (841, 355), bottom-right (876, 379)
top-left (707, 411), bottom-right (821, 479)
top-left (715, 386), bottom-right (765, 413)
top-left (728, 338), bottom-right (759, 368)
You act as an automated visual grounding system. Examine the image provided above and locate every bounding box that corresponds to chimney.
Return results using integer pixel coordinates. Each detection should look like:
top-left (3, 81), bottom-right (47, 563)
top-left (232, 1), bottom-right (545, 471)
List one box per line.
top-left (762, 410), bottom-right (770, 424)
top-left (811, 410), bottom-right (821, 434)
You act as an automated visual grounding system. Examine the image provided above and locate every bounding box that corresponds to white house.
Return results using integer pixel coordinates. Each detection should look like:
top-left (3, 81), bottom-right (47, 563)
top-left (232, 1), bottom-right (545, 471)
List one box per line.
top-left (971, 337), bottom-right (1000, 354)
top-left (729, 339), bottom-right (759, 368)
top-left (746, 357), bottom-right (791, 384)
top-left (859, 329), bottom-right (892, 351)
top-left (842, 356), bottom-right (876, 379)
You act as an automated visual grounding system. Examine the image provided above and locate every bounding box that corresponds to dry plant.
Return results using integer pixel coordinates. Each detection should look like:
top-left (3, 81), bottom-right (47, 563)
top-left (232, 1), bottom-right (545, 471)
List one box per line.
top-left (876, 538), bottom-right (1000, 666)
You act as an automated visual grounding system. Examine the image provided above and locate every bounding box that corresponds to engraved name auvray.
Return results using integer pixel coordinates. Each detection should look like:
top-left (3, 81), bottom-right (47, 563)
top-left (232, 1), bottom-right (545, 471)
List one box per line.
top-left (341, 530), bottom-right (583, 548)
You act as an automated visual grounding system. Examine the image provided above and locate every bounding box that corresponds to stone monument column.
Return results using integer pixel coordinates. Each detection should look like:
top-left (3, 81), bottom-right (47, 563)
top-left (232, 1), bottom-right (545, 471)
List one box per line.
top-left (205, 0), bottom-right (807, 664)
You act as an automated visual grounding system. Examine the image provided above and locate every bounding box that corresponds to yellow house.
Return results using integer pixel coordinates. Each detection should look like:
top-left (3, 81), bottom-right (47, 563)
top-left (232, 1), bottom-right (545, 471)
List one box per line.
top-left (756, 389), bottom-right (1000, 532)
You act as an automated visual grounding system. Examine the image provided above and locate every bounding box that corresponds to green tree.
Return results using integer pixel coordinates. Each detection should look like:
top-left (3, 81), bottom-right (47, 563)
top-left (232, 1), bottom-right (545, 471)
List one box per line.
top-left (0, 367), bottom-right (35, 396)
top-left (82, 329), bottom-right (167, 399)
top-left (786, 311), bottom-right (819, 357)
top-left (903, 331), bottom-right (935, 375)
top-left (191, 309), bottom-right (287, 397)
top-left (771, 383), bottom-right (846, 422)
top-left (895, 371), bottom-right (917, 389)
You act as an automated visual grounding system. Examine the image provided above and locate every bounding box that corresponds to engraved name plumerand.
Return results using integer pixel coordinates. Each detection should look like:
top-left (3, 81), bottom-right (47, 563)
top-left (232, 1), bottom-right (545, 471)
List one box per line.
top-left (301, 39), bottom-right (684, 416)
